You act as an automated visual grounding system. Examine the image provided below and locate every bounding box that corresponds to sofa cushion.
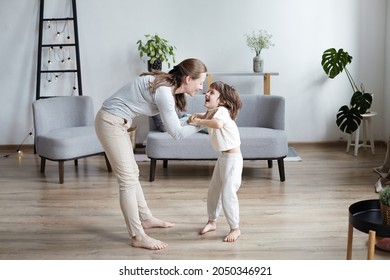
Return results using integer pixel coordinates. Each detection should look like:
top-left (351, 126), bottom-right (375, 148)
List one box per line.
top-left (146, 130), bottom-right (217, 159)
top-left (239, 127), bottom-right (288, 158)
top-left (146, 127), bottom-right (287, 159)
top-left (36, 126), bottom-right (104, 160)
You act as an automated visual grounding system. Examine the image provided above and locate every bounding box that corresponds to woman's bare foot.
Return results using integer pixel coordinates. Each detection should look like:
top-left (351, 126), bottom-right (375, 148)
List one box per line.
top-left (131, 234), bottom-right (168, 250)
top-left (199, 221), bottom-right (216, 235)
top-left (223, 228), bottom-right (241, 242)
top-left (141, 217), bottom-right (175, 229)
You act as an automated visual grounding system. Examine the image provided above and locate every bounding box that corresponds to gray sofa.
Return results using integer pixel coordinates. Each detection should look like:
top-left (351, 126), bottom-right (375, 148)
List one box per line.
top-left (146, 94), bottom-right (288, 182)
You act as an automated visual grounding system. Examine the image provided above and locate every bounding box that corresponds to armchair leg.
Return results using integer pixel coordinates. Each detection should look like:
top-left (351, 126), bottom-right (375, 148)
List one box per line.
top-left (40, 157), bottom-right (46, 173)
top-left (277, 158), bottom-right (285, 182)
top-left (149, 159), bottom-right (157, 182)
top-left (267, 160), bottom-right (273, 168)
top-left (104, 153), bottom-right (112, 172)
top-left (58, 161), bottom-right (65, 184)
top-left (163, 160), bottom-right (168, 168)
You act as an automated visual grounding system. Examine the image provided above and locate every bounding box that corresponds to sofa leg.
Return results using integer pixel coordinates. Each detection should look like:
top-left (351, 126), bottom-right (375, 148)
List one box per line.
top-left (58, 161), bottom-right (65, 184)
top-left (149, 159), bottom-right (157, 182)
top-left (267, 160), bottom-right (273, 168)
top-left (277, 158), bottom-right (285, 182)
top-left (163, 160), bottom-right (168, 168)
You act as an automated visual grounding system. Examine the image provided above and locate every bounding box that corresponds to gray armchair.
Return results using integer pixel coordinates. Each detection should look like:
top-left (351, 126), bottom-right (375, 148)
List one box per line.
top-left (32, 96), bottom-right (111, 183)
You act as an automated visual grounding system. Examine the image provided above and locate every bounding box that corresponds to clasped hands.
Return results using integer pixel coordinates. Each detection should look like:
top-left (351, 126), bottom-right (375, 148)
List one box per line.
top-left (187, 114), bottom-right (201, 126)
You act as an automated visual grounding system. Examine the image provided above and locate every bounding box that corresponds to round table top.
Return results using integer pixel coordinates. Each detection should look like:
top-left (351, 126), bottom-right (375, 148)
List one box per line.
top-left (349, 199), bottom-right (390, 237)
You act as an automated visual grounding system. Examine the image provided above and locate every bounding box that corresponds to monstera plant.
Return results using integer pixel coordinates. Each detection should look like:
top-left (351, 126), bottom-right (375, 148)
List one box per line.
top-left (321, 48), bottom-right (372, 134)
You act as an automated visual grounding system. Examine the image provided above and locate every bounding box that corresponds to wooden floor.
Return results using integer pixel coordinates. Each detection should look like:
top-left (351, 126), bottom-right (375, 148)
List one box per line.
top-left (1, 143), bottom-right (390, 260)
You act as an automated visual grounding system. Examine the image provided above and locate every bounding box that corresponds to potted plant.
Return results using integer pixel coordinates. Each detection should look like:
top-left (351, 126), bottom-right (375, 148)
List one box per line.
top-left (379, 186), bottom-right (390, 225)
top-left (321, 48), bottom-right (373, 134)
top-left (245, 29), bottom-right (274, 72)
top-left (136, 34), bottom-right (176, 71)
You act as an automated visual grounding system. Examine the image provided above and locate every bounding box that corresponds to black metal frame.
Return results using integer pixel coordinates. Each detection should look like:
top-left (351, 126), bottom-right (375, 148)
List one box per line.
top-left (35, 0), bottom-right (82, 100)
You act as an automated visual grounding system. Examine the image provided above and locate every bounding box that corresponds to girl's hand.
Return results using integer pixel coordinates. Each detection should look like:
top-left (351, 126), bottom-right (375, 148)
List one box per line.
top-left (187, 114), bottom-right (196, 124)
top-left (188, 115), bottom-right (199, 126)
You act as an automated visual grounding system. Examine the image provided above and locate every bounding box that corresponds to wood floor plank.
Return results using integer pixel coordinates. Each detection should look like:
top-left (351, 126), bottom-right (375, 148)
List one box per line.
top-left (1, 143), bottom-right (389, 260)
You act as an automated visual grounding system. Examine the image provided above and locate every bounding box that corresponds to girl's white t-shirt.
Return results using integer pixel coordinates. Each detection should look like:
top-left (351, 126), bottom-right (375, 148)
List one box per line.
top-left (208, 106), bottom-right (241, 151)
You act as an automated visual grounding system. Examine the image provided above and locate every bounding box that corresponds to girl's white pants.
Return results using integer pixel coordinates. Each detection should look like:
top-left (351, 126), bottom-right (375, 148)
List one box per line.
top-left (207, 152), bottom-right (243, 229)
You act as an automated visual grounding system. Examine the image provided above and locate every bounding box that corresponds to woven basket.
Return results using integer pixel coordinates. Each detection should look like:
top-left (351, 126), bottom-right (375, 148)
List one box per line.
top-left (127, 126), bottom-right (137, 151)
top-left (380, 202), bottom-right (390, 225)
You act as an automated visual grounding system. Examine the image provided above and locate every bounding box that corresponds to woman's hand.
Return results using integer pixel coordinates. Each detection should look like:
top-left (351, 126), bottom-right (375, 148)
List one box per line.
top-left (187, 114), bottom-right (198, 125)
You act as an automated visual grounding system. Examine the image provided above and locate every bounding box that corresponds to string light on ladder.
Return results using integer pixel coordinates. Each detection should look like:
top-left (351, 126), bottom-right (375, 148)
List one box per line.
top-left (73, 72), bottom-right (77, 94)
top-left (47, 46), bottom-right (53, 65)
top-left (55, 20), bottom-right (68, 38)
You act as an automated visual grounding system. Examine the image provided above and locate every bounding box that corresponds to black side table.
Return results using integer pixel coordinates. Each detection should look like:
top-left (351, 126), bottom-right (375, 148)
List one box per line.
top-left (347, 199), bottom-right (390, 259)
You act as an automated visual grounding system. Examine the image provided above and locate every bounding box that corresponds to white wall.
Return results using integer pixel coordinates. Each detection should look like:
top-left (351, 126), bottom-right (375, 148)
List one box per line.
top-left (0, 0), bottom-right (388, 145)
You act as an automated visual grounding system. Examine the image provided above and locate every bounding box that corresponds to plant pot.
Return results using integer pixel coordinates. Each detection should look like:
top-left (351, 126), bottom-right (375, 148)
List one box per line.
top-left (148, 59), bottom-right (162, 71)
top-left (380, 202), bottom-right (390, 225)
top-left (253, 56), bottom-right (264, 73)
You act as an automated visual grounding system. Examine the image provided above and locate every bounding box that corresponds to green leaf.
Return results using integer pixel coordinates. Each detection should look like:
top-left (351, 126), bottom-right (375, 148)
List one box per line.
top-left (136, 34), bottom-right (176, 66)
top-left (321, 48), bottom-right (352, 79)
top-left (336, 105), bottom-right (362, 134)
top-left (350, 91), bottom-right (372, 114)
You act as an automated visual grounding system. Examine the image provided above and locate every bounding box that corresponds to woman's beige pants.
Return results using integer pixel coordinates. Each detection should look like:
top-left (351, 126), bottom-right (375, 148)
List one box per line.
top-left (95, 109), bottom-right (152, 237)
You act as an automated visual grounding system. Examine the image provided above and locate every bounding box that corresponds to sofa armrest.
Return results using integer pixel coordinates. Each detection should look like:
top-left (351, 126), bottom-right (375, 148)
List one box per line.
top-left (236, 95), bottom-right (285, 130)
top-left (258, 95), bottom-right (285, 130)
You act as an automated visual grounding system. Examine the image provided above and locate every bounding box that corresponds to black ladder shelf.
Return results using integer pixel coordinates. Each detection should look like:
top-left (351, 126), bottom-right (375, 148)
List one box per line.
top-left (35, 0), bottom-right (82, 100)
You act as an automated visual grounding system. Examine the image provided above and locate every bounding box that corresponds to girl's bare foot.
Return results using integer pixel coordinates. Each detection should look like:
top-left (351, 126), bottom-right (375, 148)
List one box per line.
top-left (141, 217), bottom-right (175, 229)
top-left (224, 228), bottom-right (241, 242)
top-left (131, 234), bottom-right (168, 250)
top-left (199, 221), bottom-right (216, 235)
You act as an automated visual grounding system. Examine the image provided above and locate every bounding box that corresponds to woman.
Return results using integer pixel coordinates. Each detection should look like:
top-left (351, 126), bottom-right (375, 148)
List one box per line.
top-left (95, 58), bottom-right (207, 250)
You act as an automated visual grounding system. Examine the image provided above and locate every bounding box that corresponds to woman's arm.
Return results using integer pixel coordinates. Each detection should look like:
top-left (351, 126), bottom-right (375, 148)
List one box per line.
top-left (155, 88), bottom-right (201, 140)
top-left (188, 116), bottom-right (223, 129)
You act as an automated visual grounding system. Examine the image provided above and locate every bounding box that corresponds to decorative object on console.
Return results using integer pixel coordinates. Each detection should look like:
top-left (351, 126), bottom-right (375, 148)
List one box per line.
top-left (136, 34), bottom-right (176, 71)
top-left (321, 48), bottom-right (373, 134)
top-left (245, 29), bottom-right (274, 73)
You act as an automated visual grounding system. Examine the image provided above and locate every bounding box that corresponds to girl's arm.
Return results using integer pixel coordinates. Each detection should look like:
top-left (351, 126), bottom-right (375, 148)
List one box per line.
top-left (189, 116), bottom-right (223, 129)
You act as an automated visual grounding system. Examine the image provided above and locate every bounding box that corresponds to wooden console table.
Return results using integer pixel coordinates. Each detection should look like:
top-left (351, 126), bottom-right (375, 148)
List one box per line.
top-left (207, 72), bottom-right (279, 95)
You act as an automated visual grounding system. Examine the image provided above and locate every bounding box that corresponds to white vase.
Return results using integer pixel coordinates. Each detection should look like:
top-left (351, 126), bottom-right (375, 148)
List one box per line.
top-left (253, 56), bottom-right (264, 73)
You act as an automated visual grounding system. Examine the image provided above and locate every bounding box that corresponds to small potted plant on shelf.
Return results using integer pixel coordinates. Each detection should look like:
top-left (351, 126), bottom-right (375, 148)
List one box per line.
top-left (136, 34), bottom-right (176, 71)
top-left (245, 29), bottom-right (274, 73)
top-left (379, 186), bottom-right (390, 225)
top-left (321, 48), bottom-right (372, 134)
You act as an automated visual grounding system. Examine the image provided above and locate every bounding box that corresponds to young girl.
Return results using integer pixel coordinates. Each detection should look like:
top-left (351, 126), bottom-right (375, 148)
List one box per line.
top-left (188, 81), bottom-right (243, 242)
top-left (95, 58), bottom-right (207, 250)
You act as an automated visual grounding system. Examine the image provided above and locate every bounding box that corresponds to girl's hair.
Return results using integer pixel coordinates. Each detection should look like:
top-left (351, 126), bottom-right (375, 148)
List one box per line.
top-left (140, 58), bottom-right (207, 111)
top-left (210, 81), bottom-right (242, 120)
